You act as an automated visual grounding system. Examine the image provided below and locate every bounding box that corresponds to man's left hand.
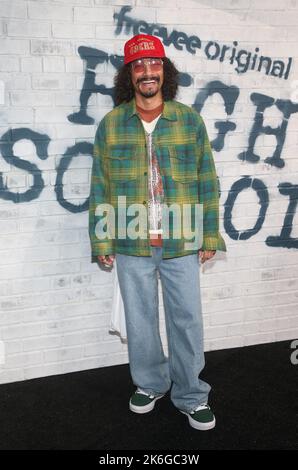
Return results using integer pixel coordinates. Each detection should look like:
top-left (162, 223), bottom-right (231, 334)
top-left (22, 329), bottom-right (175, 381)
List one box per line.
top-left (198, 250), bottom-right (216, 264)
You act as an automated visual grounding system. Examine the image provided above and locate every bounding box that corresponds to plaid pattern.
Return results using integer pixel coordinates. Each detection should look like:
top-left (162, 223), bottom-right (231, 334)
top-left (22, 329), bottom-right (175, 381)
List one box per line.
top-left (89, 98), bottom-right (226, 259)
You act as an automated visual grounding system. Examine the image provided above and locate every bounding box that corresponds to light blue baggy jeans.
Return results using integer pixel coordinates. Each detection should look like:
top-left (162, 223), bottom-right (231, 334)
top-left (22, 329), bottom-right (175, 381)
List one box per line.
top-left (115, 247), bottom-right (211, 413)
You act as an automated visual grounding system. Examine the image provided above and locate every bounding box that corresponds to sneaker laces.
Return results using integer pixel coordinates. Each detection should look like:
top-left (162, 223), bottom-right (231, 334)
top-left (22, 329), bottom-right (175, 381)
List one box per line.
top-left (136, 388), bottom-right (155, 399)
top-left (191, 403), bottom-right (210, 414)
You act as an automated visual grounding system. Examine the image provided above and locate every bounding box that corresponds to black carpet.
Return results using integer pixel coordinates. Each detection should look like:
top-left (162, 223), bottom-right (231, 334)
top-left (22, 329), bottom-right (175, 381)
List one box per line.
top-left (0, 340), bottom-right (297, 450)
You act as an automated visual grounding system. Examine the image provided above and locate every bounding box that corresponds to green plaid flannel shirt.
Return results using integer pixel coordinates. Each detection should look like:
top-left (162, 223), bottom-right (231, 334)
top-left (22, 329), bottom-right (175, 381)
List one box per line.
top-left (89, 98), bottom-right (226, 259)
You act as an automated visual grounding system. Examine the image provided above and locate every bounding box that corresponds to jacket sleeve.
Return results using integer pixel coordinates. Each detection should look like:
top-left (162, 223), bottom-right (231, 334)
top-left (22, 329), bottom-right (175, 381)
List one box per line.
top-left (197, 117), bottom-right (227, 252)
top-left (88, 120), bottom-right (114, 260)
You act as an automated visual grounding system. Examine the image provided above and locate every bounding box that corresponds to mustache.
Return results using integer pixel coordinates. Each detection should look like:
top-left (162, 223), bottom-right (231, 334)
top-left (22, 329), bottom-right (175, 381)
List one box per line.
top-left (136, 76), bottom-right (160, 85)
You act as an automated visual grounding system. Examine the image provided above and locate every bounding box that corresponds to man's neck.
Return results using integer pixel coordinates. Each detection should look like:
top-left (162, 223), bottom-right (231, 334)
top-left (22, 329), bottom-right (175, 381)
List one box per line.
top-left (136, 102), bottom-right (163, 123)
top-left (135, 93), bottom-right (163, 111)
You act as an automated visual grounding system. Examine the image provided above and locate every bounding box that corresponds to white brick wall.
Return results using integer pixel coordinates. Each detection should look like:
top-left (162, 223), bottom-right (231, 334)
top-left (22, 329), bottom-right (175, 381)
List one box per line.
top-left (0, 0), bottom-right (298, 384)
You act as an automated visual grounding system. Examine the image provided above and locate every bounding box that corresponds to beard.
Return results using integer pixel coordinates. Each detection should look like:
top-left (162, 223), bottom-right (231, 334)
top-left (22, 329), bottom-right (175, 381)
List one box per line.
top-left (139, 88), bottom-right (159, 98)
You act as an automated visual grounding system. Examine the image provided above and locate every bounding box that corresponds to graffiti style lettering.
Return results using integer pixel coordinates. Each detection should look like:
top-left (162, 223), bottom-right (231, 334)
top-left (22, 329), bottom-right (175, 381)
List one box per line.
top-left (0, 128), bottom-right (50, 203)
top-left (114, 6), bottom-right (201, 55)
top-left (266, 183), bottom-right (298, 249)
top-left (193, 80), bottom-right (239, 151)
top-left (224, 177), bottom-right (269, 240)
top-left (239, 93), bottom-right (298, 168)
top-left (68, 47), bottom-right (122, 125)
top-left (114, 6), bottom-right (293, 80)
top-left (0, 37), bottom-right (297, 249)
top-left (55, 142), bottom-right (93, 214)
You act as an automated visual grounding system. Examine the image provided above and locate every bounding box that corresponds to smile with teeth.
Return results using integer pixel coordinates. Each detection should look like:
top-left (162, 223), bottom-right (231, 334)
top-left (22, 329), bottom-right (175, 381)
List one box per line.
top-left (140, 79), bottom-right (158, 85)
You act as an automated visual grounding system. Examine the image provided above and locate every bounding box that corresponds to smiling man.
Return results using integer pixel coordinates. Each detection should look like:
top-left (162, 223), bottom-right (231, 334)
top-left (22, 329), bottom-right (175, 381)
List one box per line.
top-left (89, 34), bottom-right (226, 431)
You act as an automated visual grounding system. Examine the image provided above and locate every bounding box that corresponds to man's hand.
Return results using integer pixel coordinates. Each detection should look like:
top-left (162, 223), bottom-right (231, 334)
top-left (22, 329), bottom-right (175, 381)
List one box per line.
top-left (98, 254), bottom-right (115, 268)
top-left (198, 250), bottom-right (216, 264)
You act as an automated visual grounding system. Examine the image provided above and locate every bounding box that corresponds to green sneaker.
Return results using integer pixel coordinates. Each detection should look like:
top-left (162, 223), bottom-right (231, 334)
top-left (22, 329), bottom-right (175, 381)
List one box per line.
top-left (129, 388), bottom-right (164, 414)
top-left (180, 403), bottom-right (216, 431)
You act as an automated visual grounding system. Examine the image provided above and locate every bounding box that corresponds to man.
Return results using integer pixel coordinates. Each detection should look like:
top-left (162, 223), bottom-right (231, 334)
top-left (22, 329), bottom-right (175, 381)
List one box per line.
top-left (89, 34), bottom-right (226, 431)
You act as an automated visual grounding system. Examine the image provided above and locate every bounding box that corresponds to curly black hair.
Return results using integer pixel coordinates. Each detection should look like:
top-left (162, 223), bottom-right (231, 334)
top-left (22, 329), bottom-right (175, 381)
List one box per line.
top-left (113, 57), bottom-right (179, 106)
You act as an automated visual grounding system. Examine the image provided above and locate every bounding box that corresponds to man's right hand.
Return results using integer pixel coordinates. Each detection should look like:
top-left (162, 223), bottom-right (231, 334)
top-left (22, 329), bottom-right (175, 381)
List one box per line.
top-left (97, 254), bottom-right (115, 268)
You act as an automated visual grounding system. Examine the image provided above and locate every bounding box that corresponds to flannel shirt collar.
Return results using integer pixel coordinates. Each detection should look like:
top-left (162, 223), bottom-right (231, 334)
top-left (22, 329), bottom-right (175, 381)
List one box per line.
top-left (125, 98), bottom-right (178, 122)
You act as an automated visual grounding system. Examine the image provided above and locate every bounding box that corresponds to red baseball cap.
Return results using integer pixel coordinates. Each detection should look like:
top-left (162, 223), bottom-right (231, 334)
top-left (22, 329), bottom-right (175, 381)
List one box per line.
top-left (124, 34), bottom-right (166, 65)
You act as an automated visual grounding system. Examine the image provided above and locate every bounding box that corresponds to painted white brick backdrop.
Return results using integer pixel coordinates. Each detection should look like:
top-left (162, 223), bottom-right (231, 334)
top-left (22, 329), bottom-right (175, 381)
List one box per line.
top-left (0, 0), bottom-right (298, 384)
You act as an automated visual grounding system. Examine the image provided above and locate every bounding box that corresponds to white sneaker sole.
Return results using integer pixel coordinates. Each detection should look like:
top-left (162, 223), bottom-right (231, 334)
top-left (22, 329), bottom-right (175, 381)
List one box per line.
top-left (129, 395), bottom-right (164, 414)
top-left (180, 410), bottom-right (216, 431)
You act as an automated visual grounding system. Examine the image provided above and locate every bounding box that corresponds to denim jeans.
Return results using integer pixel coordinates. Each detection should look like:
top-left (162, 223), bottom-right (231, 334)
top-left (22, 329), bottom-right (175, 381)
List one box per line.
top-left (115, 247), bottom-right (211, 413)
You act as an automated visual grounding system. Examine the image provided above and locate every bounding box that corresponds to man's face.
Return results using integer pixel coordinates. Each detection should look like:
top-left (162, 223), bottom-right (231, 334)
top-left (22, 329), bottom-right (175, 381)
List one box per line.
top-left (130, 58), bottom-right (164, 99)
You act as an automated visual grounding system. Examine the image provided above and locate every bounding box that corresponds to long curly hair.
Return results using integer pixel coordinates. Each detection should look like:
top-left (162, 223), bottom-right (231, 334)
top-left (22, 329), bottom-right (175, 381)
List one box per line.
top-left (114, 58), bottom-right (179, 106)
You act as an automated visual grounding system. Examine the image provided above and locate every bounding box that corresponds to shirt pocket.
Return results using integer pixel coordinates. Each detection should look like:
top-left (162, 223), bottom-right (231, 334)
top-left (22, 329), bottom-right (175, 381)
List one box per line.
top-left (169, 143), bottom-right (198, 183)
top-left (106, 144), bottom-right (138, 181)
